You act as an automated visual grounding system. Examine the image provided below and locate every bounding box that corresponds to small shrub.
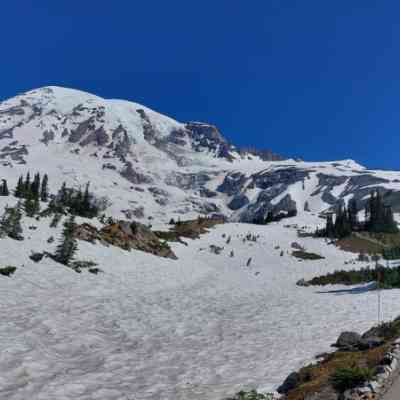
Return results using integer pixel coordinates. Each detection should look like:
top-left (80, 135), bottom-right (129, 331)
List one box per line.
top-left (0, 266), bottom-right (17, 277)
top-left (292, 250), bottom-right (325, 260)
top-left (331, 367), bottom-right (374, 392)
top-left (235, 390), bottom-right (273, 400)
top-left (69, 260), bottom-right (98, 273)
top-left (29, 252), bottom-right (44, 263)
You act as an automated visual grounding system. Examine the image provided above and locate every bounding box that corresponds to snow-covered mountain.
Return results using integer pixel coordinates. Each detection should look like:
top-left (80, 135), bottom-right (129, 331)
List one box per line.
top-left (3, 86), bottom-right (400, 400)
top-left (1, 85), bottom-right (400, 224)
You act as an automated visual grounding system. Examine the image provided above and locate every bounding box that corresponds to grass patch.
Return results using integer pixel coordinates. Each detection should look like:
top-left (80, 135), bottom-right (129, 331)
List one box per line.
top-left (285, 345), bottom-right (388, 399)
top-left (336, 231), bottom-right (400, 255)
top-left (0, 266), bottom-right (17, 277)
top-left (155, 217), bottom-right (224, 242)
top-left (300, 266), bottom-right (400, 288)
top-left (292, 250), bottom-right (325, 260)
top-left (331, 366), bottom-right (374, 392)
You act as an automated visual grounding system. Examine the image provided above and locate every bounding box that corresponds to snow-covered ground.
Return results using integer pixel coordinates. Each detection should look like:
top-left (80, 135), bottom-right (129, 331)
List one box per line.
top-left (1, 214), bottom-right (400, 400)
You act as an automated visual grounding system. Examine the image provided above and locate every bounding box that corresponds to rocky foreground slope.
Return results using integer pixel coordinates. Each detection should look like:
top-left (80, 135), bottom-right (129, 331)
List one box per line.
top-left (2, 86), bottom-right (400, 224)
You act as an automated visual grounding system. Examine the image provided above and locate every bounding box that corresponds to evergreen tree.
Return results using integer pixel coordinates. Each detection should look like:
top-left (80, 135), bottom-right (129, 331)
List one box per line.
top-left (31, 173), bottom-right (41, 200)
top-left (0, 202), bottom-right (23, 240)
top-left (383, 205), bottom-right (398, 233)
top-left (55, 215), bottom-right (77, 265)
top-left (15, 175), bottom-right (24, 198)
top-left (40, 174), bottom-right (49, 202)
top-left (348, 198), bottom-right (358, 230)
top-left (23, 172), bottom-right (31, 198)
top-left (365, 190), bottom-right (398, 233)
top-left (264, 211), bottom-right (274, 224)
top-left (0, 179), bottom-right (9, 196)
top-left (59, 182), bottom-right (69, 205)
top-left (24, 196), bottom-right (40, 217)
top-left (326, 213), bottom-right (335, 237)
top-left (333, 205), bottom-right (351, 238)
top-left (50, 212), bottom-right (62, 228)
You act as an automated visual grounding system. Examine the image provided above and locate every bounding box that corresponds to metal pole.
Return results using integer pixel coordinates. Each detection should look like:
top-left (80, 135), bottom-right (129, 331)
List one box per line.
top-left (377, 259), bottom-right (381, 325)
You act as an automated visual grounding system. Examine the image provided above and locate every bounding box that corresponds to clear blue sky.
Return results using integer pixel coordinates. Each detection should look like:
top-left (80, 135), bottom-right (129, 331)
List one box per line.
top-left (2, 1), bottom-right (400, 168)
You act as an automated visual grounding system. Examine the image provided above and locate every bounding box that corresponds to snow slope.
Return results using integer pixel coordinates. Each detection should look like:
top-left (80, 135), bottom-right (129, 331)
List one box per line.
top-left (1, 209), bottom-right (400, 400)
top-left (2, 87), bottom-right (400, 399)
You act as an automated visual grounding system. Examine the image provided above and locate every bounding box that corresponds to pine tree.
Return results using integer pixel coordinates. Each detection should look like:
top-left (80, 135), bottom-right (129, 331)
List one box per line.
top-left (55, 215), bottom-right (78, 265)
top-left (50, 212), bottom-right (62, 228)
top-left (0, 202), bottom-right (23, 240)
top-left (31, 173), bottom-right (41, 200)
top-left (365, 190), bottom-right (398, 233)
top-left (15, 175), bottom-right (24, 198)
top-left (0, 179), bottom-right (9, 196)
top-left (59, 182), bottom-right (69, 206)
top-left (264, 211), bottom-right (274, 224)
top-left (348, 198), bottom-right (358, 230)
top-left (23, 172), bottom-right (31, 198)
top-left (82, 182), bottom-right (94, 217)
top-left (333, 205), bottom-right (351, 238)
top-left (325, 213), bottom-right (334, 237)
top-left (24, 196), bottom-right (40, 217)
top-left (40, 174), bottom-right (49, 202)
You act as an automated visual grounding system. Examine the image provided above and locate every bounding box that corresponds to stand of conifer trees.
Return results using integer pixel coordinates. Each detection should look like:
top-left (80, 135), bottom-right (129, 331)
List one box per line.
top-left (48, 182), bottom-right (99, 218)
top-left (317, 190), bottom-right (398, 238)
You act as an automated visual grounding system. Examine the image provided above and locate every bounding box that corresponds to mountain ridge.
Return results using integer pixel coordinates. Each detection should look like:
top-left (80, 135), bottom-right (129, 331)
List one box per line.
top-left (1, 86), bottom-right (400, 225)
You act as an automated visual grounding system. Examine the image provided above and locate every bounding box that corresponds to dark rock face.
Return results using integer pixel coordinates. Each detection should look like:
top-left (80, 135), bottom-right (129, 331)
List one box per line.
top-left (252, 167), bottom-right (309, 190)
top-left (120, 162), bottom-right (152, 184)
top-left (217, 172), bottom-right (247, 195)
top-left (274, 194), bottom-right (297, 214)
top-left (185, 122), bottom-right (235, 160)
top-left (346, 174), bottom-right (390, 189)
top-left (40, 130), bottom-right (55, 145)
top-left (199, 187), bottom-right (218, 198)
top-left (312, 174), bottom-right (347, 200)
top-left (0, 144), bottom-right (28, 164)
top-left (0, 105), bottom-right (25, 116)
top-left (0, 127), bottom-right (14, 140)
top-left (168, 129), bottom-right (187, 146)
top-left (239, 147), bottom-right (285, 161)
top-left (321, 191), bottom-right (338, 206)
top-left (113, 127), bottom-right (132, 159)
top-left (80, 126), bottom-right (109, 147)
top-left (68, 118), bottom-right (95, 143)
top-left (186, 122), bottom-right (227, 145)
top-left (148, 187), bottom-right (169, 197)
top-left (228, 194), bottom-right (250, 210)
top-left (136, 108), bottom-right (157, 143)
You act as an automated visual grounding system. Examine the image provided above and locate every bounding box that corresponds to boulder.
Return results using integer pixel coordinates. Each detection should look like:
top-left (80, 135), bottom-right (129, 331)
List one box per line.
top-left (358, 336), bottom-right (384, 350)
top-left (277, 371), bottom-right (301, 394)
top-left (334, 331), bottom-right (362, 350)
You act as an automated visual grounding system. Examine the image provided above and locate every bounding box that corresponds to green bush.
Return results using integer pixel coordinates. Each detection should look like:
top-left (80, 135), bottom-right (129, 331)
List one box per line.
top-left (292, 250), bottom-right (325, 260)
top-left (234, 390), bottom-right (273, 400)
top-left (0, 266), bottom-right (17, 277)
top-left (302, 265), bottom-right (400, 288)
top-left (331, 367), bottom-right (374, 392)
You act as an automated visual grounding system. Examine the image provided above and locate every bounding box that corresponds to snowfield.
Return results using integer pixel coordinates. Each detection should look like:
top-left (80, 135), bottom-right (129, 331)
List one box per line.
top-left (1, 214), bottom-right (400, 400)
top-left (3, 86), bottom-right (400, 399)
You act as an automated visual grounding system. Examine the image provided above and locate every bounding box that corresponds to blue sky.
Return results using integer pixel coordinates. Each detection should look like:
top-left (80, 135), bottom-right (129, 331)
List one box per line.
top-left (2, 1), bottom-right (400, 168)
